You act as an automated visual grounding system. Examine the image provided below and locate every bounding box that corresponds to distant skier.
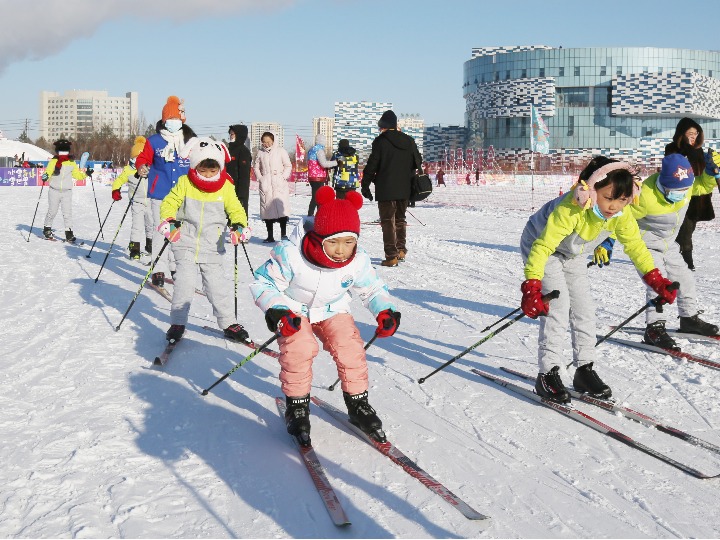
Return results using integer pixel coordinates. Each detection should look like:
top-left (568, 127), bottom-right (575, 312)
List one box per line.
top-left (306, 133), bottom-right (337, 215)
top-left (330, 138), bottom-right (359, 200)
top-left (158, 137), bottom-right (251, 344)
top-left (111, 136), bottom-right (153, 259)
top-left (41, 138), bottom-right (88, 243)
top-left (596, 153), bottom-right (720, 351)
top-left (250, 186), bottom-right (400, 445)
top-left (519, 157), bottom-right (676, 404)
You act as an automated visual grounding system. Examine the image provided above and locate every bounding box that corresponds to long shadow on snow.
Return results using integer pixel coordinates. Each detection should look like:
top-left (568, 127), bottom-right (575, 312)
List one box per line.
top-left (443, 238), bottom-right (521, 254)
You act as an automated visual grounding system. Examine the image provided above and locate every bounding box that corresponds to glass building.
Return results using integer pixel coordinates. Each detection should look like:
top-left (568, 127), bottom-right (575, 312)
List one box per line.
top-left (463, 46), bottom-right (720, 168)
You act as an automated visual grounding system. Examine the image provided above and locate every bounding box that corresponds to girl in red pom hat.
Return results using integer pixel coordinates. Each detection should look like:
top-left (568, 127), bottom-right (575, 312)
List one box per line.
top-left (251, 186), bottom-right (400, 446)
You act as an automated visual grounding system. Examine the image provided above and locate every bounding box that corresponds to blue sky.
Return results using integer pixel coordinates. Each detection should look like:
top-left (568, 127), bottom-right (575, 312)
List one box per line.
top-left (0, 0), bottom-right (716, 148)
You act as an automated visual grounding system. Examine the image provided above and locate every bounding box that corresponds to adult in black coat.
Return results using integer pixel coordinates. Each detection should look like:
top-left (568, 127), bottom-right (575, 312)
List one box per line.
top-left (227, 124), bottom-right (252, 216)
top-left (669, 118), bottom-right (712, 271)
top-left (361, 110), bottom-right (423, 266)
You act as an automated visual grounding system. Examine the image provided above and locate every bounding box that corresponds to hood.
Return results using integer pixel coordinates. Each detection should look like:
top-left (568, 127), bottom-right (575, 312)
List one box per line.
top-left (229, 124), bottom-right (248, 142)
top-left (259, 133), bottom-right (278, 152)
top-left (314, 134), bottom-right (326, 147)
top-left (338, 145), bottom-right (356, 156)
top-left (381, 129), bottom-right (412, 150)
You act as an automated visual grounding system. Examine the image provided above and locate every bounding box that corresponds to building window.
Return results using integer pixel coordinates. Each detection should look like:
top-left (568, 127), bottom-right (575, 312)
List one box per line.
top-left (494, 72), bottom-right (500, 82)
top-left (521, 69), bottom-right (527, 78)
top-left (658, 67), bottom-right (663, 74)
top-left (600, 66), bottom-right (607, 76)
top-left (505, 118), bottom-right (511, 136)
top-left (593, 86), bottom-right (611, 108)
top-left (505, 70), bottom-right (510, 80)
top-left (559, 67), bottom-right (565, 76)
top-left (710, 70), bottom-right (714, 77)
top-left (712, 130), bottom-right (717, 138)
top-left (556, 87), bottom-right (590, 107)
top-left (616, 66), bottom-right (622, 75)
top-left (574, 66), bottom-right (580, 76)
top-left (610, 129), bottom-right (616, 136)
top-left (567, 116), bottom-right (574, 136)
top-left (539, 68), bottom-right (545, 77)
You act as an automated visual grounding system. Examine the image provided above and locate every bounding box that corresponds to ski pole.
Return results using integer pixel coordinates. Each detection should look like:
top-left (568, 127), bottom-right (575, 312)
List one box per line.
top-left (234, 243), bottom-right (238, 320)
top-left (418, 290), bottom-right (560, 384)
top-left (94, 183), bottom-right (140, 281)
top-left (595, 282), bottom-right (679, 347)
top-left (201, 334), bottom-right (280, 396)
top-left (27, 183), bottom-right (45, 242)
top-left (327, 333), bottom-right (380, 391)
top-left (241, 242), bottom-right (254, 277)
top-left (86, 200), bottom-right (116, 257)
top-left (406, 208), bottom-right (426, 226)
top-left (115, 238), bottom-right (170, 331)
top-left (88, 172), bottom-right (104, 240)
top-left (480, 306), bottom-right (521, 333)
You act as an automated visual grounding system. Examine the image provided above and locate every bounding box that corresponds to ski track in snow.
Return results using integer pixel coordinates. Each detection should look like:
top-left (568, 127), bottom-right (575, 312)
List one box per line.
top-left (1, 185), bottom-right (720, 538)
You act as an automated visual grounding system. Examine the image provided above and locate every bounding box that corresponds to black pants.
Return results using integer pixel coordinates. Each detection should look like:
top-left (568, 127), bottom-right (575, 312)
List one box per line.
top-left (307, 180), bottom-right (327, 215)
top-left (265, 217), bottom-right (288, 240)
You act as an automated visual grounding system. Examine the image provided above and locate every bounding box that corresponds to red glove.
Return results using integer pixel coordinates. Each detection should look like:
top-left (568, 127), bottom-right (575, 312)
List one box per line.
top-left (376, 309), bottom-right (401, 337)
top-left (112, 189), bottom-right (122, 201)
top-left (265, 308), bottom-right (301, 337)
top-left (642, 269), bottom-right (677, 305)
top-left (521, 279), bottom-right (549, 318)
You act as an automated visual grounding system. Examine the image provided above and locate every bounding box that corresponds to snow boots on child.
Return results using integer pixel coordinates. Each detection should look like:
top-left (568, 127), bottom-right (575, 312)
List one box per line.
top-left (128, 241), bottom-right (141, 260)
top-left (165, 324), bottom-right (185, 342)
top-left (223, 323), bottom-right (250, 344)
top-left (285, 394), bottom-right (311, 446)
top-left (643, 321), bottom-right (680, 351)
top-left (343, 390), bottom-right (386, 442)
top-left (573, 362), bottom-right (612, 399)
top-left (65, 230), bottom-right (77, 243)
top-left (152, 272), bottom-right (165, 287)
top-left (679, 313), bottom-right (719, 336)
top-left (145, 238), bottom-right (152, 255)
top-left (535, 366), bottom-right (571, 404)
top-left (43, 226), bottom-right (53, 239)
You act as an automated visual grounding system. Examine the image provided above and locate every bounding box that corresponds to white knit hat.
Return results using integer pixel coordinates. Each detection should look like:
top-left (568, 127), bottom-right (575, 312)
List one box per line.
top-left (182, 137), bottom-right (230, 170)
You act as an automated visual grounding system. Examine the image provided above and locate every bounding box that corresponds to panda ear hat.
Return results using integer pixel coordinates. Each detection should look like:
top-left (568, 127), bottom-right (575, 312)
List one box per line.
top-left (182, 137), bottom-right (231, 170)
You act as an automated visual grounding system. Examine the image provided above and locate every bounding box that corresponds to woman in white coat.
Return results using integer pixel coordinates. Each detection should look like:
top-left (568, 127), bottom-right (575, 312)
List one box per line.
top-left (254, 131), bottom-right (292, 242)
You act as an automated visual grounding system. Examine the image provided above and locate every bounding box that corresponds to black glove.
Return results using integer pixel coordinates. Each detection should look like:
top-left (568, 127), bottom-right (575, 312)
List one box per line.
top-left (265, 308), bottom-right (301, 336)
top-left (361, 186), bottom-right (373, 201)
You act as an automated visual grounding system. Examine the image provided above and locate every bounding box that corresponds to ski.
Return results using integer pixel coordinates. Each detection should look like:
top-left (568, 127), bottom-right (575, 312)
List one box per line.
top-left (154, 338), bottom-right (180, 366)
top-left (499, 366), bottom-right (720, 457)
top-left (602, 336), bottom-right (720, 371)
top-left (311, 396), bottom-right (489, 520)
top-left (202, 325), bottom-right (281, 359)
top-left (275, 398), bottom-right (351, 527)
top-left (612, 326), bottom-right (720, 344)
top-left (148, 282), bottom-right (173, 303)
top-left (472, 368), bottom-right (720, 479)
top-left (43, 236), bottom-right (58, 242)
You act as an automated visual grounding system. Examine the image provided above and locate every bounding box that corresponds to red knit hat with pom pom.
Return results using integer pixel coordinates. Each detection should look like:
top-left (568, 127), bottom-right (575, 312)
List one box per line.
top-left (314, 185), bottom-right (362, 238)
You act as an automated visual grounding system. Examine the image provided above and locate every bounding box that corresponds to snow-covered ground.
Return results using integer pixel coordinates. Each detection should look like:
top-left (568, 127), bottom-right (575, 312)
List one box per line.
top-left (2, 183), bottom-right (720, 538)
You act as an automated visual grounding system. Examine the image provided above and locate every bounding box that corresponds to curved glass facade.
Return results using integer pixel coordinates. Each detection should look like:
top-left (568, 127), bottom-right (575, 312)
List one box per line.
top-left (463, 46), bottom-right (720, 167)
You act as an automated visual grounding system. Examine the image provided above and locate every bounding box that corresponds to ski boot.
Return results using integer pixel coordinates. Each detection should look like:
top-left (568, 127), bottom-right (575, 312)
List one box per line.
top-left (43, 226), bottom-right (54, 239)
top-left (151, 272), bottom-right (165, 287)
top-left (65, 229), bottom-right (77, 243)
top-left (643, 321), bottom-right (680, 351)
top-left (128, 241), bottom-right (141, 260)
top-left (535, 366), bottom-right (571, 404)
top-left (223, 323), bottom-right (250, 344)
top-left (285, 394), bottom-right (311, 446)
top-left (679, 312), bottom-right (719, 336)
top-left (165, 324), bottom-right (185, 342)
top-left (573, 362), bottom-right (612, 399)
top-left (343, 391), bottom-right (386, 442)
top-left (145, 238), bottom-right (153, 255)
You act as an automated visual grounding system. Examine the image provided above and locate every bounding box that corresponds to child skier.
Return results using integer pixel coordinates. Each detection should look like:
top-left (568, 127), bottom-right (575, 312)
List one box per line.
top-left (158, 137), bottom-right (252, 344)
top-left (330, 139), bottom-right (360, 200)
top-left (250, 186), bottom-right (400, 445)
top-left (41, 138), bottom-right (88, 242)
top-left (596, 152), bottom-right (720, 350)
top-left (520, 157), bottom-right (676, 404)
top-left (111, 136), bottom-right (153, 260)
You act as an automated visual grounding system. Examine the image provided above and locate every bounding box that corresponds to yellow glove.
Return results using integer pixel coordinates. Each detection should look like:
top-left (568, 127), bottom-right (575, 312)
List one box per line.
top-left (592, 238), bottom-right (614, 268)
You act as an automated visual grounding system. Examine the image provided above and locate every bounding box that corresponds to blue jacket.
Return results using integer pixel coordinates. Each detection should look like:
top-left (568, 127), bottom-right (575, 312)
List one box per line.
top-left (143, 133), bottom-right (191, 200)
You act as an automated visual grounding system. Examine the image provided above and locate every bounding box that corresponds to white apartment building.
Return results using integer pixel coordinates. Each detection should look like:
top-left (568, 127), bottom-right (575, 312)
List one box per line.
top-left (250, 122), bottom-right (284, 153)
top-left (40, 90), bottom-right (139, 140)
top-left (312, 116), bottom-right (334, 156)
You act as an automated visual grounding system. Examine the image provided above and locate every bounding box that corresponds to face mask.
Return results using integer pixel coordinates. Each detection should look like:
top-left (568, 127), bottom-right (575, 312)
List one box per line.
top-left (592, 203), bottom-right (622, 220)
top-left (666, 190), bottom-right (687, 203)
top-left (165, 119), bottom-right (182, 133)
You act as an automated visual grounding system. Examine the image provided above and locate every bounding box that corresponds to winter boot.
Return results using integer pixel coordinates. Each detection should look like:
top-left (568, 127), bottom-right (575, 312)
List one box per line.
top-left (535, 366), bottom-right (571, 404)
top-left (145, 238), bottom-right (152, 255)
top-left (42, 226), bottom-right (54, 239)
top-left (343, 391), bottom-right (386, 442)
top-left (398, 249), bottom-right (407, 262)
top-left (680, 249), bottom-right (695, 271)
top-left (223, 323), bottom-right (250, 344)
top-left (285, 394), bottom-right (311, 446)
top-left (643, 321), bottom-right (680, 351)
top-left (573, 362), bottom-right (612, 399)
top-left (65, 229), bottom-right (77, 243)
top-left (381, 257), bottom-right (399, 267)
top-left (679, 313), bottom-right (719, 336)
top-left (128, 241), bottom-right (141, 260)
top-left (151, 272), bottom-right (165, 287)
top-left (165, 324), bottom-right (185, 342)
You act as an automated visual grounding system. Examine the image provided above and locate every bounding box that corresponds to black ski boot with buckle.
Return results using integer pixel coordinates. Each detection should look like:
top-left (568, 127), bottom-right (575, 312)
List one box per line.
top-left (65, 229), bottom-right (77, 243)
top-left (573, 362), bottom-right (612, 399)
top-left (43, 226), bottom-right (54, 239)
top-left (285, 394), bottom-right (311, 446)
top-left (151, 272), bottom-right (165, 287)
top-left (679, 312), bottom-right (719, 336)
top-left (343, 391), bottom-right (386, 443)
top-left (223, 323), bottom-right (250, 344)
top-left (128, 241), bottom-right (141, 259)
top-left (165, 324), bottom-right (185, 342)
top-left (643, 321), bottom-right (680, 351)
top-left (535, 366), bottom-right (571, 404)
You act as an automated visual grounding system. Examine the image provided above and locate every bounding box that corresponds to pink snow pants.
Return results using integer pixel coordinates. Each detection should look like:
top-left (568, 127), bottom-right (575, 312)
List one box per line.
top-left (278, 313), bottom-right (368, 397)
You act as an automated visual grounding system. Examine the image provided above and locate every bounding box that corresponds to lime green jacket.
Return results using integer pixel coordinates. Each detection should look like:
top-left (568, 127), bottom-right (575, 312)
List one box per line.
top-left (45, 159), bottom-right (86, 191)
top-left (627, 172), bottom-right (718, 252)
top-left (112, 165), bottom-right (149, 203)
top-left (522, 193), bottom-right (655, 280)
top-left (160, 175), bottom-right (247, 263)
